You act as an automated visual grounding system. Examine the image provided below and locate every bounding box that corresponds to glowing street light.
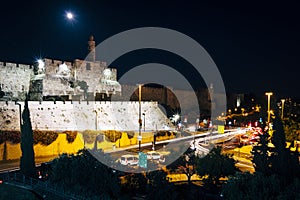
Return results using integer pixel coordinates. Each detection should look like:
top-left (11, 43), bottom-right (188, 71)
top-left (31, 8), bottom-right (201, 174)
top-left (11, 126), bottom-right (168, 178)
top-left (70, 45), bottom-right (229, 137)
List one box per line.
top-left (265, 92), bottom-right (273, 124)
top-left (281, 99), bottom-right (285, 120)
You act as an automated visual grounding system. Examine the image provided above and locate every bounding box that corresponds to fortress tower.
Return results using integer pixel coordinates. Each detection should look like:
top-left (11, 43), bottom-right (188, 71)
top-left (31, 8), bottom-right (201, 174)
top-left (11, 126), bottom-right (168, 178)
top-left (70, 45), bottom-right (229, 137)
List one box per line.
top-left (87, 35), bottom-right (96, 62)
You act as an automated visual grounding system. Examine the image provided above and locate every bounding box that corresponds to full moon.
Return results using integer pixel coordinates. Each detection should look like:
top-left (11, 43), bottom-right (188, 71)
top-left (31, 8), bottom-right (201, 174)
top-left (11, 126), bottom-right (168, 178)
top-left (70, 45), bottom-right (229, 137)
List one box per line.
top-left (66, 12), bottom-right (73, 20)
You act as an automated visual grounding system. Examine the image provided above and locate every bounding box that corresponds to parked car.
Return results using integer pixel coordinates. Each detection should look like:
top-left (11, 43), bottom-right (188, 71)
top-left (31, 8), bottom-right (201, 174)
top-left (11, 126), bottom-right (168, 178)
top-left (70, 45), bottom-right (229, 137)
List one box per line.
top-left (147, 151), bottom-right (161, 160)
top-left (159, 155), bottom-right (166, 163)
top-left (120, 154), bottom-right (139, 166)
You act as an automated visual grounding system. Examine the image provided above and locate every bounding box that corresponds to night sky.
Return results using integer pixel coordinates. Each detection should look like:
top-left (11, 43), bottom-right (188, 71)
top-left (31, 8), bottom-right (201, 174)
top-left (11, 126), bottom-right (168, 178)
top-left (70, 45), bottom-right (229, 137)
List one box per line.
top-left (0, 1), bottom-right (299, 99)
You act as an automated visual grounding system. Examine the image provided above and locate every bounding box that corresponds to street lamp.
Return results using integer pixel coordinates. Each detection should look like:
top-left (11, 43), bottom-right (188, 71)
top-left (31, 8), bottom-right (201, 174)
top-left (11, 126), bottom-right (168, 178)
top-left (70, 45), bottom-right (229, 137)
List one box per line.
top-left (265, 92), bottom-right (273, 124)
top-left (138, 84), bottom-right (142, 151)
top-left (15, 101), bottom-right (22, 129)
top-left (281, 99), bottom-right (285, 120)
top-left (93, 110), bottom-right (98, 130)
top-left (142, 113), bottom-right (145, 132)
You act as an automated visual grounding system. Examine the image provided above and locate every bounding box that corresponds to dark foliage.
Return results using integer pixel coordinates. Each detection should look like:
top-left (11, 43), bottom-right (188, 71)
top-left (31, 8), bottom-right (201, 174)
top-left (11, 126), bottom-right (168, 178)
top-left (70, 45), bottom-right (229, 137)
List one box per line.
top-left (33, 130), bottom-right (58, 145)
top-left (49, 149), bottom-right (121, 199)
top-left (0, 130), bottom-right (21, 144)
top-left (224, 109), bottom-right (300, 199)
top-left (145, 170), bottom-right (178, 200)
top-left (20, 98), bottom-right (36, 177)
top-left (103, 130), bottom-right (122, 143)
top-left (223, 172), bottom-right (300, 200)
top-left (196, 146), bottom-right (236, 189)
top-left (63, 131), bottom-right (78, 143)
top-left (283, 119), bottom-right (300, 144)
top-left (167, 148), bottom-right (197, 185)
top-left (126, 131), bottom-right (135, 139)
top-left (252, 130), bottom-right (271, 175)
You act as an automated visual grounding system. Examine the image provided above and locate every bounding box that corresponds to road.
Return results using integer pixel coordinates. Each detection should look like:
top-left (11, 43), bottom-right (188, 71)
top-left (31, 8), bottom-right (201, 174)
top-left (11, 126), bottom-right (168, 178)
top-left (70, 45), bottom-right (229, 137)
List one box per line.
top-left (0, 156), bottom-right (57, 173)
top-left (0, 128), bottom-right (245, 172)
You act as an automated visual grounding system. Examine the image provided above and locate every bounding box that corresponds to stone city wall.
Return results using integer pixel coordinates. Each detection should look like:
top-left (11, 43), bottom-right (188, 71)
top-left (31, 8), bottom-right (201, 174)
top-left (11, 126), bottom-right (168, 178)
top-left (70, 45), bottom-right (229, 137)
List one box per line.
top-left (114, 85), bottom-right (212, 122)
top-left (0, 101), bottom-right (172, 132)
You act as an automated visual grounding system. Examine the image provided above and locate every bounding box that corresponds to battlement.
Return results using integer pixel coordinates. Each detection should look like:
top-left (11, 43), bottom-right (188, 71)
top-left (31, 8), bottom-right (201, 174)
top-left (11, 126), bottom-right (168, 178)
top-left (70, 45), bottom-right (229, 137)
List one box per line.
top-left (43, 58), bottom-right (108, 69)
top-left (0, 61), bottom-right (33, 70)
top-left (45, 58), bottom-right (66, 66)
top-left (0, 100), bottom-right (158, 107)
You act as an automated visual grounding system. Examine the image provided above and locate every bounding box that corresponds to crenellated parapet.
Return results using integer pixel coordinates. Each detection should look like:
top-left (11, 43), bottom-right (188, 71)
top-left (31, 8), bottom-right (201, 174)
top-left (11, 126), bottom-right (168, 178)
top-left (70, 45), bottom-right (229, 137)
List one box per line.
top-left (0, 61), bottom-right (32, 69)
top-left (0, 61), bottom-right (33, 71)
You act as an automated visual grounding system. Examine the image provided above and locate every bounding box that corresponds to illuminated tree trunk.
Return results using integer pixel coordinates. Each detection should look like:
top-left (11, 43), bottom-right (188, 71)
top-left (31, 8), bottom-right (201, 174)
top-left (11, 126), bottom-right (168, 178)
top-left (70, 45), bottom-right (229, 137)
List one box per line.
top-left (20, 98), bottom-right (36, 177)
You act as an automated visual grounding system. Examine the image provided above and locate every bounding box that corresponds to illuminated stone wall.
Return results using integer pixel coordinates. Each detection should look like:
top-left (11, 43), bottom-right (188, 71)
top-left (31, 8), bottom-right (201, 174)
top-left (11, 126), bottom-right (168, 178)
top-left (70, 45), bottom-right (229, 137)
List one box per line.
top-left (0, 62), bottom-right (33, 100)
top-left (0, 58), bottom-right (121, 101)
top-left (0, 101), bottom-right (172, 132)
top-left (114, 85), bottom-right (212, 122)
top-left (42, 58), bottom-right (121, 99)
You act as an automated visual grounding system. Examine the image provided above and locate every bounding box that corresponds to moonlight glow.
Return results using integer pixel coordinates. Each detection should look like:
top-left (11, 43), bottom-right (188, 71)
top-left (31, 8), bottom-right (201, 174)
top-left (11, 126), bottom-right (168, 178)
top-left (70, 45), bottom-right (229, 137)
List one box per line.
top-left (66, 12), bottom-right (73, 20)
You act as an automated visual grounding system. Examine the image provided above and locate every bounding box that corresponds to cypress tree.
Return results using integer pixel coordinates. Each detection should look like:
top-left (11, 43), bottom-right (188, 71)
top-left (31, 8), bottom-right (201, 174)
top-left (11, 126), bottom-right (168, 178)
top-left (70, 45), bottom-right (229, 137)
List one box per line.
top-left (20, 96), bottom-right (36, 177)
top-left (252, 129), bottom-right (271, 175)
top-left (270, 111), bottom-right (300, 181)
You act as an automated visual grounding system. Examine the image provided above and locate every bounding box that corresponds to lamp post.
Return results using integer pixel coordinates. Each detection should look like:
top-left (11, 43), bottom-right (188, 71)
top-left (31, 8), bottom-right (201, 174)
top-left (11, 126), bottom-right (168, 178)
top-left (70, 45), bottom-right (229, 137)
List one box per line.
top-left (265, 92), bottom-right (273, 125)
top-left (93, 110), bottom-right (98, 130)
top-left (281, 99), bottom-right (285, 120)
top-left (142, 113), bottom-right (145, 132)
top-left (15, 101), bottom-right (22, 129)
top-left (138, 84), bottom-right (142, 151)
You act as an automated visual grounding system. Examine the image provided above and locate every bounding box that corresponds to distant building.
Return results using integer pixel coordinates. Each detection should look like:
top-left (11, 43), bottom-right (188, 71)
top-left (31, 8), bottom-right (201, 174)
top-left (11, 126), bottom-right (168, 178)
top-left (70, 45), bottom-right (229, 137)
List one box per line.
top-left (227, 93), bottom-right (257, 112)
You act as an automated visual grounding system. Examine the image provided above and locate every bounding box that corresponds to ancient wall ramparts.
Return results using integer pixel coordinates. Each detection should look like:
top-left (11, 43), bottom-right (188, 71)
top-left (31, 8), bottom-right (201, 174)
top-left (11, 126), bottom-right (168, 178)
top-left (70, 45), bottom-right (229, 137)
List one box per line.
top-left (0, 101), bottom-right (171, 132)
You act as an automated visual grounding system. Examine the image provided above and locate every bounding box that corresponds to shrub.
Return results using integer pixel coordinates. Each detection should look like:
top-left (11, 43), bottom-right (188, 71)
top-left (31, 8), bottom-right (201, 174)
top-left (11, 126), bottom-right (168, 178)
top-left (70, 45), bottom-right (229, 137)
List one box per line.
top-left (126, 131), bottom-right (135, 139)
top-left (82, 130), bottom-right (98, 144)
top-left (0, 130), bottom-right (21, 144)
top-left (33, 130), bottom-right (58, 145)
top-left (63, 131), bottom-right (78, 143)
top-left (103, 130), bottom-right (122, 142)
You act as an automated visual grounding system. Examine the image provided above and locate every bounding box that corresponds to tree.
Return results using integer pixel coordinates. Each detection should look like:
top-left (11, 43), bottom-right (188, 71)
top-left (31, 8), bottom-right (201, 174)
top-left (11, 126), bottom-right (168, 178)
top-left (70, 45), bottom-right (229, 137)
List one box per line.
top-left (222, 172), bottom-right (281, 200)
top-left (49, 149), bottom-right (121, 199)
top-left (20, 97), bottom-right (36, 177)
top-left (271, 112), bottom-right (286, 153)
top-left (167, 148), bottom-right (197, 185)
top-left (223, 173), bottom-right (300, 200)
top-left (270, 112), bottom-right (300, 182)
top-left (145, 170), bottom-right (177, 200)
top-left (196, 146), bottom-right (236, 187)
top-left (122, 173), bottom-right (147, 197)
top-left (283, 119), bottom-right (300, 144)
top-left (252, 129), bottom-right (272, 175)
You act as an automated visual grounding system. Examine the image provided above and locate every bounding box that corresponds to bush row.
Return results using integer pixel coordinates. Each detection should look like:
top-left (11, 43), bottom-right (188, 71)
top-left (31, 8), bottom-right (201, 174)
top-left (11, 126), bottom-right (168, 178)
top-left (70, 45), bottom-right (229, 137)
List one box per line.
top-left (0, 130), bottom-right (78, 145)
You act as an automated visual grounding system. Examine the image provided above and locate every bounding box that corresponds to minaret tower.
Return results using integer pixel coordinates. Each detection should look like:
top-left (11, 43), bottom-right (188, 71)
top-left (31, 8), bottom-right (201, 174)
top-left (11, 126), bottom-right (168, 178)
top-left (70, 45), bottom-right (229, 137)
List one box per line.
top-left (87, 35), bottom-right (96, 62)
